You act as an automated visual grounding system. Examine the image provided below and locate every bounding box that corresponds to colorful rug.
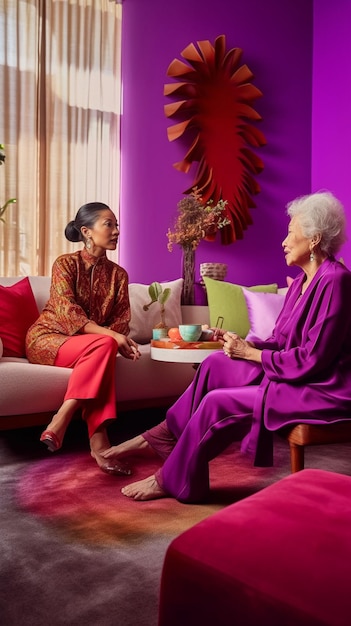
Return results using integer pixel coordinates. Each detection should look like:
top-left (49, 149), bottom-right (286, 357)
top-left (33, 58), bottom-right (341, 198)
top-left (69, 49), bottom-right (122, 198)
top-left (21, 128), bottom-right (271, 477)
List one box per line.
top-left (2, 416), bottom-right (351, 626)
top-left (16, 440), bottom-right (287, 546)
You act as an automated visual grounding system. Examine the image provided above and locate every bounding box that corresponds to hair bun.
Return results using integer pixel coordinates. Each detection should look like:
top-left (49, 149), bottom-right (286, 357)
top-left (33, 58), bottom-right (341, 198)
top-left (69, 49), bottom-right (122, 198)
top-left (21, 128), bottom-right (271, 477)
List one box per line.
top-left (65, 220), bottom-right (80, 242)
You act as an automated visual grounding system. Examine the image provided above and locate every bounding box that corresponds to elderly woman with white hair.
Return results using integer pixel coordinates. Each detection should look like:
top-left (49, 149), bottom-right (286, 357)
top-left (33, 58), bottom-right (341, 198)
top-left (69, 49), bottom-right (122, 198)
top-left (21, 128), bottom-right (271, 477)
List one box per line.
top-left (104, 191), bottom-right (351, 503)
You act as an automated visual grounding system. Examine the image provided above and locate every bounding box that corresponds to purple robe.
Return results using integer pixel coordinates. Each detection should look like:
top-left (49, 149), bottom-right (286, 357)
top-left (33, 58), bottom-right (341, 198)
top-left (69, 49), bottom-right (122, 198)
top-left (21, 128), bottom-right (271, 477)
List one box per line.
top-left (243, 257), bottom-right (351, 463)
top-left (146, 258), bottom-right (351, 502)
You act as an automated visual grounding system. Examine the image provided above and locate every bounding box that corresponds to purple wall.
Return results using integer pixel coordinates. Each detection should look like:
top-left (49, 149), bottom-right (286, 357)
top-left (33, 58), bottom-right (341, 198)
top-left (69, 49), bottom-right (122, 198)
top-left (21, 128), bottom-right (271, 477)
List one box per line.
top-left (119, 0), bottom-right (313, 288)
top-left (312, 0), bottom-right (351, 267)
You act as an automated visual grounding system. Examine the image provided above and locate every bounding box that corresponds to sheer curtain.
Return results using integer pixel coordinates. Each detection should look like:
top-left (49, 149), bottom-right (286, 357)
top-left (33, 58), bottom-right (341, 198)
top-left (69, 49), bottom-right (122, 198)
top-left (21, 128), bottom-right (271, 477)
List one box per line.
top-left (0, 0), bottom-right (122, 276)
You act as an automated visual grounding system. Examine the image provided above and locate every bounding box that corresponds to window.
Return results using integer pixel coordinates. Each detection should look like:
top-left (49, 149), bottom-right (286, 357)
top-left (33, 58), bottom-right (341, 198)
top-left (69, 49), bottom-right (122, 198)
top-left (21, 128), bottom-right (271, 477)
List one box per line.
top-left (0, 0), bottom-right (122, 275)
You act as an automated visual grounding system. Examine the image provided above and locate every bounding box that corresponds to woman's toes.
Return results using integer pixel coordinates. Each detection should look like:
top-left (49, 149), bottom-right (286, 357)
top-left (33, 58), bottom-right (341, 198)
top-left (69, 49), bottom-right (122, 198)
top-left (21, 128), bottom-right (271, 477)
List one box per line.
top-left (121, 476), bottom-right (166, 500)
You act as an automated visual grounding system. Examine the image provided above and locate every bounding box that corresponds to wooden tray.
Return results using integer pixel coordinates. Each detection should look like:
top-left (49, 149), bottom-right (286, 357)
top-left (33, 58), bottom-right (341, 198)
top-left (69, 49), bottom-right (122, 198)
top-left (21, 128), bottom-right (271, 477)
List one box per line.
top-left (151, 339), bottom-right (222, 350)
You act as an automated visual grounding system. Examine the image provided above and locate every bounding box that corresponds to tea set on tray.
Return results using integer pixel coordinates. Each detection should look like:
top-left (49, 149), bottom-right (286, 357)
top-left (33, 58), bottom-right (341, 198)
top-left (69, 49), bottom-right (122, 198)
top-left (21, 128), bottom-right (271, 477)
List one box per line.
top-left (152, 323), bottom-right (223, 350)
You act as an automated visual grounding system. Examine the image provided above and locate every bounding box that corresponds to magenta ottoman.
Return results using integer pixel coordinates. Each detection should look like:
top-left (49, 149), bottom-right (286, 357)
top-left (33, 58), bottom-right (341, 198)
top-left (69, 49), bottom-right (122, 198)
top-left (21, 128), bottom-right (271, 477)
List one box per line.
top-left (158, 469), bottom-right (351, 626)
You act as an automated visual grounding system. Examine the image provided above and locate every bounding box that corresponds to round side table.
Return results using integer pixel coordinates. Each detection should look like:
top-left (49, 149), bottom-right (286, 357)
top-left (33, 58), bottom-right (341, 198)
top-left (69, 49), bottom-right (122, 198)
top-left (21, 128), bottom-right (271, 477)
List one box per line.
top-left (150, 340), bottom-right (222, 364)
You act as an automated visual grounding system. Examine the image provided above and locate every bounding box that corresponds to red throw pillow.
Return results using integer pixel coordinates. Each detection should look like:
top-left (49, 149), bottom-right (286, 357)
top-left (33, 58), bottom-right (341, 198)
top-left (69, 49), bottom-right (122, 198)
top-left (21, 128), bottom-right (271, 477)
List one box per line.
top-left (0, 277), bottom-right (40, 357)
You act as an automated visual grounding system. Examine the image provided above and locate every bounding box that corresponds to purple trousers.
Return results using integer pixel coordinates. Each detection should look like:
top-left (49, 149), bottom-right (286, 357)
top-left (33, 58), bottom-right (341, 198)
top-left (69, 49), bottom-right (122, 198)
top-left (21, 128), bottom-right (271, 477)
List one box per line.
top-left (144, 351), bottom-right (263, 503)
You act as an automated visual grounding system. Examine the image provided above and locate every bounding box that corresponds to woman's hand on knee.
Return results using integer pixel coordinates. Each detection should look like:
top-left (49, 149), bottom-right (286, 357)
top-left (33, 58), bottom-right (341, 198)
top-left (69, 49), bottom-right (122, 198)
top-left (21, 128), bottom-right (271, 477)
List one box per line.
top-left (114, 333), bottom-right (141, 360)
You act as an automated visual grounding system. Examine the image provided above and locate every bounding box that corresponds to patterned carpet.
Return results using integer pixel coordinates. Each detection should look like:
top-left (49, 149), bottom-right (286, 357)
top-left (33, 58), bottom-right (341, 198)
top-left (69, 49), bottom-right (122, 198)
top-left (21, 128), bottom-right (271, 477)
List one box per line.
top-left (1, 411), bottom-right (351, 625)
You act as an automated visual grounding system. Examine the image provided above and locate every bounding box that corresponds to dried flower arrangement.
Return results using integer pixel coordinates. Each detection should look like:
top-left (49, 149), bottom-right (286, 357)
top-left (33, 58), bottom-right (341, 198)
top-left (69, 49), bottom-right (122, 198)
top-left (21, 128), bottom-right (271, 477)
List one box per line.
top-left (167, 188), bottom-right (230, 304)
top-left (167, 188), bottom-right (230, 251)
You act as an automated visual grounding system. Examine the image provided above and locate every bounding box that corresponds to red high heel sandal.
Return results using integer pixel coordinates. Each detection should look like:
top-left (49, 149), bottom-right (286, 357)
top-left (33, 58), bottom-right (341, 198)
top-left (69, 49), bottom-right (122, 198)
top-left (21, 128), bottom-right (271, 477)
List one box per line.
top-left (40, 430), bottom-right (62, 452)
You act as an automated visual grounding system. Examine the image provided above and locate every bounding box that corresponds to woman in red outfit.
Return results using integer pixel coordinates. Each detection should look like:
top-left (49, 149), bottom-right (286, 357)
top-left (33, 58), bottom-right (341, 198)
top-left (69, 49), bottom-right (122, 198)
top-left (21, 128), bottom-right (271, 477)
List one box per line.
top-left (26, 202), bottom-right (140, 475)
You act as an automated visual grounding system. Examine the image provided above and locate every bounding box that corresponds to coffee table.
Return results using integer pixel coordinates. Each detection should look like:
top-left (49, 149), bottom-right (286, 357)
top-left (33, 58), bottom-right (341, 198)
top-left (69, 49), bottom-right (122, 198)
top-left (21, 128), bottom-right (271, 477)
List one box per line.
top-left (150, 339), bottom-right (223, 364)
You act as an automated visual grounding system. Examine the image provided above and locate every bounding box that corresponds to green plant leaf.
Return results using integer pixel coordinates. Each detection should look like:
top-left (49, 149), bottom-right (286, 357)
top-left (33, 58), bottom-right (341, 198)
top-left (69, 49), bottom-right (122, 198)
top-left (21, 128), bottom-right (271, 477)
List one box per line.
top-left (0, 197), bottom-right (16, 219)
top-left (159, 287), bottom-right (171, 305)
top-left (148, 281), bottom-right (162, 302)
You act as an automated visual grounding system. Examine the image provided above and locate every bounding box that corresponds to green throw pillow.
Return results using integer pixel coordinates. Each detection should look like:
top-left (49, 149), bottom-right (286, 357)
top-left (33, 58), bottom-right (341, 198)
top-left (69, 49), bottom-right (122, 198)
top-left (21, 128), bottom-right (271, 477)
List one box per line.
top-left (203, 276), bottom-right (278, 338)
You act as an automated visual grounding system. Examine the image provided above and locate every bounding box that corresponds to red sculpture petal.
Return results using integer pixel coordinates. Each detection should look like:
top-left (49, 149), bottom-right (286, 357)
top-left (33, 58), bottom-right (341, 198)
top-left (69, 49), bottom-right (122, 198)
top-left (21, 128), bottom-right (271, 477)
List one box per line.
top-left (164, 34), bottom-right (266, 243)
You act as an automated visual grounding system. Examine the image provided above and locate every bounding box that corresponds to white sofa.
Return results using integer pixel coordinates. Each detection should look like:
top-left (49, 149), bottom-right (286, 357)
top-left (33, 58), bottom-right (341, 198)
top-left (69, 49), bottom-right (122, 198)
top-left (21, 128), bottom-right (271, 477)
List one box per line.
top-left (0, 276), bottom-right (210, 431)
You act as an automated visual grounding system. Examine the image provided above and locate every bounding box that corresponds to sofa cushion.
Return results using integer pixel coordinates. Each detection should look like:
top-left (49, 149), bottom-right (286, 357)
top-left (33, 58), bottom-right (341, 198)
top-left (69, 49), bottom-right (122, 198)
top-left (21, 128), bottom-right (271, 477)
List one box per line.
top-left (0, 277), bottom-right (40, 357)
top-left (0, 358), bottom-right (72, 414)
top-left (243, 288), bottom-right (285, 342)
top-left (0, 276), bottom-right (51, 313)
top-left (203, 276), bottom-right (278, 338)
top-left (128, 279), bottom-right (183, 344)
top-left (0, 345), bottom-right (197, 415)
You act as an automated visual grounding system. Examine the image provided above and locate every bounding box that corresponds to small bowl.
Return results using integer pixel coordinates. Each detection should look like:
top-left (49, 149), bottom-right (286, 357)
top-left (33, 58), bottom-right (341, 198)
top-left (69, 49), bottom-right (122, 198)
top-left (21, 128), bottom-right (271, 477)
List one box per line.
top-left (179, 324), bottom-right (203, 342)
top-left (200, 328), bottom-right (214, 341)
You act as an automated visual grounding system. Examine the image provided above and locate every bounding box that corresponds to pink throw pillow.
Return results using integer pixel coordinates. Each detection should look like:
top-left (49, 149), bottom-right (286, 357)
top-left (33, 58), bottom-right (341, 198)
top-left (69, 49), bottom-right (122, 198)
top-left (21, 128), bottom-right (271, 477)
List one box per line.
top-left (0, 277), bottom-right (40, 357)
top-left (243, 288), bottom-right (285, 342)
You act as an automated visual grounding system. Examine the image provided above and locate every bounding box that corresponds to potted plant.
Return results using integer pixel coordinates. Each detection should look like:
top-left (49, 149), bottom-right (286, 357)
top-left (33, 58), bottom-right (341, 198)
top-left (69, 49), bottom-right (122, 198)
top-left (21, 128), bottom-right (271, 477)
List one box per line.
top-left (143, 281), bottom-right (172, 339)
top-left (0, 143), bottom-right (16, 222)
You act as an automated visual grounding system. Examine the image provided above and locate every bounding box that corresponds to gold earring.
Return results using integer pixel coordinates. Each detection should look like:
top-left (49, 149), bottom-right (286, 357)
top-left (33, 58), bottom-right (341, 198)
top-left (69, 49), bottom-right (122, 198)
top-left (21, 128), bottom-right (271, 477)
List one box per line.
top-left (86, 237), bottom-right (91, 250)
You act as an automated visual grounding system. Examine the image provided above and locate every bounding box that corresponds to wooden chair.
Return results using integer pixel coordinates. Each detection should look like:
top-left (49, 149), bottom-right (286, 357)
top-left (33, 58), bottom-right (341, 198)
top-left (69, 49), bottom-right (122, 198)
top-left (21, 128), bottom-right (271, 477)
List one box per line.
top-left (282, 421), bottom-right (351, 472)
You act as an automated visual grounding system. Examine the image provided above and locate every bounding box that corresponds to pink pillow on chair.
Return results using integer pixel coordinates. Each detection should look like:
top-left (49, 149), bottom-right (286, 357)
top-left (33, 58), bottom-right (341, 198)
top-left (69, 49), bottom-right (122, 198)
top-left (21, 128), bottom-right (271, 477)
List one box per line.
top-left (0, 277), bottom-right (39, 357)
top-left (243, 288), bottom-right (285, 342)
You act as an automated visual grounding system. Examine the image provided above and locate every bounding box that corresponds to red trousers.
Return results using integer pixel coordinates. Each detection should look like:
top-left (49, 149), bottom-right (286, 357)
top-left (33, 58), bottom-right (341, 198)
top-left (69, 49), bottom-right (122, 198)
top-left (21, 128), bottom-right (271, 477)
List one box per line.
top-left (55, 334), bottom-right (118, 438)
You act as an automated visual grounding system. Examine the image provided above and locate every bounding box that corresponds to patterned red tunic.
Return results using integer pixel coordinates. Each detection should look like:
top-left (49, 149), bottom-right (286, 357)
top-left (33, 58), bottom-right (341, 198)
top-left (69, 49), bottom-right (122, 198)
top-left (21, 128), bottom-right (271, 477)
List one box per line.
top-left (26, 248), bottom-right (130, 365)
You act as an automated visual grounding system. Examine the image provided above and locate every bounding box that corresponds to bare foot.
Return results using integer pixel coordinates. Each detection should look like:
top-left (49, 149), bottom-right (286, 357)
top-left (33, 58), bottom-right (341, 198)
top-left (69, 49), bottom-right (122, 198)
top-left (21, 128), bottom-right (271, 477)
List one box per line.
top-left (101, 434), bottom-right (150, 460)
top-left (90, 428), bottom-right (132, 476)
top-left (121, 475), bottom-right (167, 501)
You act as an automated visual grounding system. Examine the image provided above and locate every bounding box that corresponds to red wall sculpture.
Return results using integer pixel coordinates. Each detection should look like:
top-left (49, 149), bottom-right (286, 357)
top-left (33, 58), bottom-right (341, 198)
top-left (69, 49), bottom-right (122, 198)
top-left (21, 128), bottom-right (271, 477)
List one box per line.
top-left (164, 34), bottom-right (266, 244)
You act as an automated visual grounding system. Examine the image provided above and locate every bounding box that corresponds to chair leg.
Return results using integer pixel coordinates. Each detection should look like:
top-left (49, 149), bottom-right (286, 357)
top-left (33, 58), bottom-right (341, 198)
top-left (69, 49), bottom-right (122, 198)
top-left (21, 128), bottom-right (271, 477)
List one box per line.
top-left (289, 443), bottom-right (305, 472)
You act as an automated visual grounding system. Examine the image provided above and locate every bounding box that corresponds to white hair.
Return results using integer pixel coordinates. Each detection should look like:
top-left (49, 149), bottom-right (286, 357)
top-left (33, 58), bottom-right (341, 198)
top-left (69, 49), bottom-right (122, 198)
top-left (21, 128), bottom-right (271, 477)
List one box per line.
top-left (286, 191), bottom-right (347, 256)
